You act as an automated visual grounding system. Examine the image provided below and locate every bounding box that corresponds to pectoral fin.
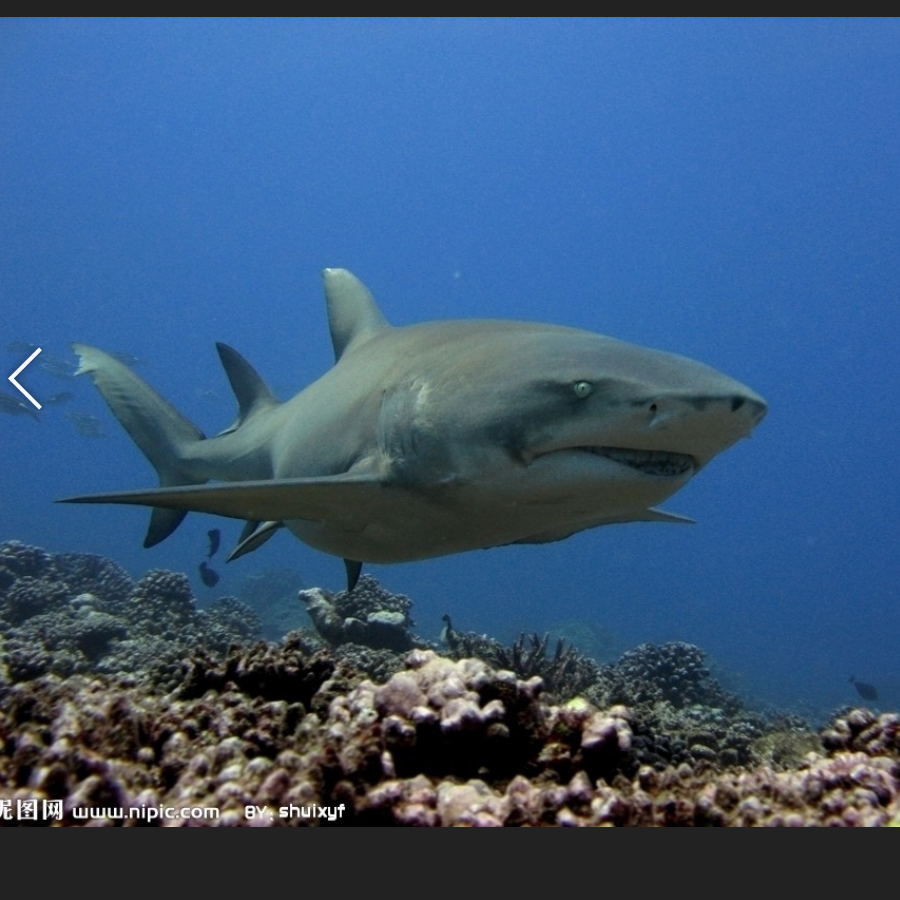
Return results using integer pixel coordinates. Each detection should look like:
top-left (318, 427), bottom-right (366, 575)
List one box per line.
top-left (511, 506), bottom-right (695, 545)
top-left (59, 473), bottom-right (385, 525)
top-left (227, 520), bottom-right (284, 562)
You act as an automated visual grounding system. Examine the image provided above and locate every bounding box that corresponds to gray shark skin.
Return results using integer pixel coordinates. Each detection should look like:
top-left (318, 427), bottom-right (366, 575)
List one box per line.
top-left (61, 268), bottom-right (767, 588)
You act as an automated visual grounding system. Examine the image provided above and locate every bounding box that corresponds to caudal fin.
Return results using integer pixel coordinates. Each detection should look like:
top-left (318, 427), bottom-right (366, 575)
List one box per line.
top-left (71, 343), bottom-right (206, 546)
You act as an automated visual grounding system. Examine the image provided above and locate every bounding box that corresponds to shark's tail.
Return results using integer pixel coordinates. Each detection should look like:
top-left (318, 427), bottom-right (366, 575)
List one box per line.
top-left (71, 343), bottom-right (206, 547)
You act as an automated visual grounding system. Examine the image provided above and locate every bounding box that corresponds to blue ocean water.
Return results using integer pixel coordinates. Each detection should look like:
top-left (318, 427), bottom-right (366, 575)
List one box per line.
top-left (1, 18), bottom-right (897, 718)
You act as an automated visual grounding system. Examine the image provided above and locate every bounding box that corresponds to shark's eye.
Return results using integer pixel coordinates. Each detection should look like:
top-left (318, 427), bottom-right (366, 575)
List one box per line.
top-left (573, 380), bottom-right (594, 399)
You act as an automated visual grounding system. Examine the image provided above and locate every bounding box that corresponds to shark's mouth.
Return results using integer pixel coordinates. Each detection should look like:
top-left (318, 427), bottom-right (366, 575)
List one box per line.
top-left (586, 446), bottom-right (695, 478)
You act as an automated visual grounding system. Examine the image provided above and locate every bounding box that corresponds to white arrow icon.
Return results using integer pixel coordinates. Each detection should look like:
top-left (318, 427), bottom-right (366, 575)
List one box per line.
top-left (9, 347), bottom-right (42, 410)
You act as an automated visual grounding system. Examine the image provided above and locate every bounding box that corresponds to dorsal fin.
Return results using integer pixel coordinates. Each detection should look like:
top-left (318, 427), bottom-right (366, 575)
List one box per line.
top-left (323, 268), bottom-right (389, 362)
top-left (215, 342), bottom-right (278, 433)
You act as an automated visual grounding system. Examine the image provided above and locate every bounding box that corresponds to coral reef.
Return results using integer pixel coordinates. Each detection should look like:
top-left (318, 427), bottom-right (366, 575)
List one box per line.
top-left (300, 576), bottom-right (421, 653)
top-left (577, 641), bottom-right (778, 772)
top-left (821, 708), bottom-right (900, 758)
top-left (0, 639), bottom-right (897, 826)
top-left (0, 540), bottom-right (898, 826)
top-left (588, 641), bottom-right (741, 711)
top-left (442, 621), bottom-right (601, 701)
top-left (440, 631), bottom-right (767, 769)
top-left (0, 540), bottom-right (261, 688)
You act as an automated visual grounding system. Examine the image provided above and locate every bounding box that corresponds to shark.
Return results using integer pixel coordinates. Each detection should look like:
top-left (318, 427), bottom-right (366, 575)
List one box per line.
top-left (61, 268), bottom-right (767, 590)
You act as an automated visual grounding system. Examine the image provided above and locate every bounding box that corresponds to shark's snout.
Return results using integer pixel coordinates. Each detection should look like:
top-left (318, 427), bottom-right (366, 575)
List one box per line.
top-left (718, 390), bottom-right (767, 441)
top-left (673, 387), bottom-right (767, 466)
top-left (594, 380), bottom-right (767, 477)
top-left (740, 395), bottom-right (768, 427)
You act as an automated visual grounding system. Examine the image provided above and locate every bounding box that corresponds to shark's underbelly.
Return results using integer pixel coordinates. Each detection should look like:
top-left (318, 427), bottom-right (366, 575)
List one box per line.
top-left (281, 474), bottom-right (687, 563)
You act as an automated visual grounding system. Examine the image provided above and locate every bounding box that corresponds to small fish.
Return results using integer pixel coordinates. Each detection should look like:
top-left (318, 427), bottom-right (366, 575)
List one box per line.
top-left (45, 391), bottom-right (75, 406)
top-left (198, 561), bottom-right (220, 587)
top-left (207, 528), bottom-right (221, 559)
top-left (38, 351), bottom-right (77, 380)
top-left (5, 341), bottom-right (40, 355)
top-left (849, 675), bottom-right (878, 702)
top-left (439, 613), bottom-right (457, 650)
top-left (0, 392), bottom-right (39, 420)
top-left (66, 410), bottom-right (105, 437)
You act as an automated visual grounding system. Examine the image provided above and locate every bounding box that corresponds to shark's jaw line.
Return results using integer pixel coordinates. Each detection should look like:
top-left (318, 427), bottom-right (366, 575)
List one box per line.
top-left (524, 445), bottom-right (696, 479)
top-left (582, 446), bottom-right (696, 478)
top-left (60, 267), bottom-right (766, 589)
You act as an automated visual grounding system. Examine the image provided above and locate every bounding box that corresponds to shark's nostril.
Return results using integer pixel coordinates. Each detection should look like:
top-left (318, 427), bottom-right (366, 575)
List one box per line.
top-left (730, 394), bottom-right (767, 418)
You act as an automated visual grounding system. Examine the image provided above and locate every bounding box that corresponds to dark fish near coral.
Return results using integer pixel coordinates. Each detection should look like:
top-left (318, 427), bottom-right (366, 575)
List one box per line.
top-left (66, 410), bottom-right (105, 437)
top-left (0, 392), bottom-right (39, 420)
top-left (440, 613), bottom-right (457, 649)
top-left (198, 561), bottom-right (220, 587)
top-left (207, 528), bottom-right (221, 559)
top-left (849, 675), bottom-right (878, 702)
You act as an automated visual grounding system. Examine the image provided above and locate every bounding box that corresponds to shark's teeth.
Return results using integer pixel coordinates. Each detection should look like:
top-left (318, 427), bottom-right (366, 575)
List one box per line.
top-left (589, 446), bottom-right (695, 477)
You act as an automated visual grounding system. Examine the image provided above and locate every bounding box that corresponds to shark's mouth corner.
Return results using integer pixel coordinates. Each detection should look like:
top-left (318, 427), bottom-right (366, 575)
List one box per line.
top-left (585, 446), bottom-right (696, 478)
